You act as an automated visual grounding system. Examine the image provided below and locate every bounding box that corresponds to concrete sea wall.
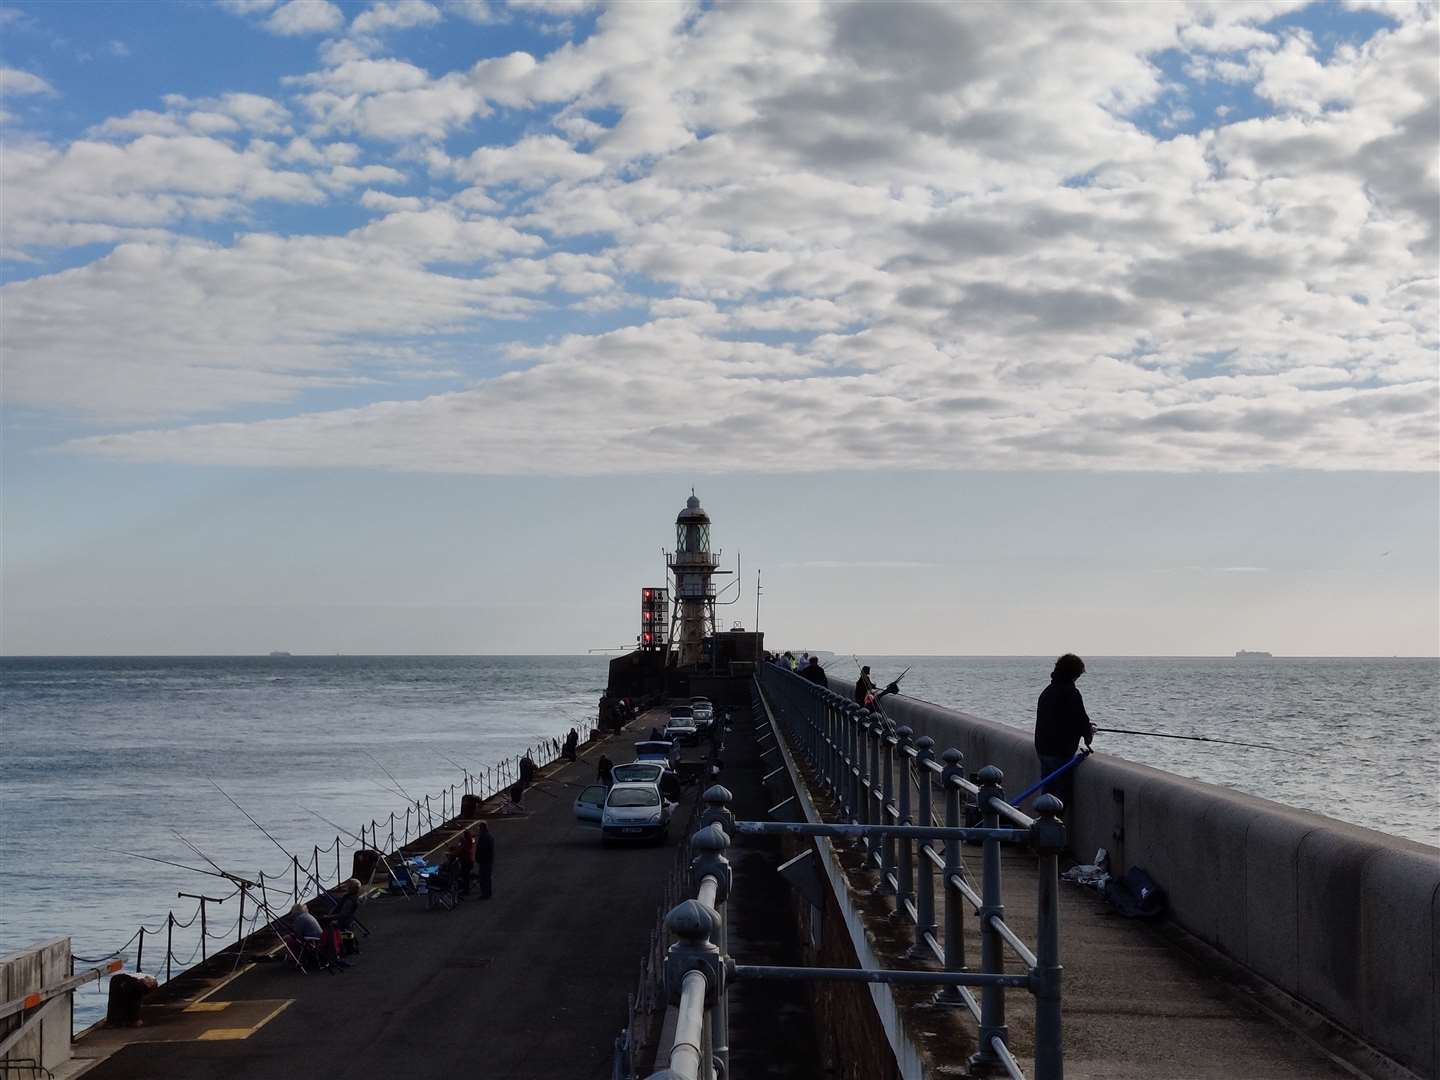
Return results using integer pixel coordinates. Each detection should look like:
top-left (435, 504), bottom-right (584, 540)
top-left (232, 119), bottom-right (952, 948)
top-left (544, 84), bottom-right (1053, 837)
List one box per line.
top-left (834, 680), bottom-right (1439, 1079)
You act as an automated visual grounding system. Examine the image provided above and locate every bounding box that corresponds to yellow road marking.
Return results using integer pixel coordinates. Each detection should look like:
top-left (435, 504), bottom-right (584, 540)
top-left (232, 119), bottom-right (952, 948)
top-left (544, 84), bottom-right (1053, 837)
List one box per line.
top-left (183, 1002), bottom-right (230, 1013)
top-left (196, 999), bottom-right (293, 1041)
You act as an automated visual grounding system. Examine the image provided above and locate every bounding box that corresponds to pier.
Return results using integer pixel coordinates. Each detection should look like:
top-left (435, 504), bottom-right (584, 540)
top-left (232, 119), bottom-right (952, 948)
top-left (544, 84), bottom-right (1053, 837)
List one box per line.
top-left (6, 673), bottom-right (1434, 1079)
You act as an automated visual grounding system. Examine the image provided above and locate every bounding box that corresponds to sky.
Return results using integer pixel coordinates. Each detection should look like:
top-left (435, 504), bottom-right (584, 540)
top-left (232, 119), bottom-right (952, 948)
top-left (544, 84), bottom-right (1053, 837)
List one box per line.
top-left (1, 0), bottom-right (1436, 657)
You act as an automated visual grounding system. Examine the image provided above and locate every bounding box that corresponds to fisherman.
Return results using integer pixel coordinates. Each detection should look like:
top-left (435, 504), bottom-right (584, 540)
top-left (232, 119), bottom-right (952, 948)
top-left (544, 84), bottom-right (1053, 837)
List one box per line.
top-left (510, 753), bottom-right (538, 807)
top-left (459, 829), bottom-right (476, 896)
top-left (289, 901), bottom-right (338, 971)
top-left (800, 654), bottom-right (828, 687)
top-left (854, 665), bottom-right (876, 705)
top-left (473, 821), bottom-right (494, 899)
top-left (1034, 653), bottom-right (1096, 814)
top-left (659, 767), bottom-right (683, 803)
top-left (563, 728), bottom-right (579, 762)
top-left (597, 753), bottom-right (614, 786)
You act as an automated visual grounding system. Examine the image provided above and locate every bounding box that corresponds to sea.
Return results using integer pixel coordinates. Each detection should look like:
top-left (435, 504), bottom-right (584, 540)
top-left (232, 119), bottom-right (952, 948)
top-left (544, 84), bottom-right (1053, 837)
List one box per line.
top-left (1, 653), bottom-right (1436, 1031)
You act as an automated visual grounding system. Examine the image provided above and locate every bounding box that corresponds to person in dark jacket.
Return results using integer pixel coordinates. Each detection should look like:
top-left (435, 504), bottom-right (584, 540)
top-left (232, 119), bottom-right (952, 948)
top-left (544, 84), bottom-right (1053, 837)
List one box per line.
top-left (800, 656), bottom-right (828, 687)
top-left (473, 822), bottom-right (495, 899)
top-left (854, 665), bottom-right (875, 705)
top-left (597, 754), bottom-right (614, 786)
top-left (1034, 654), bottom-right (1096, 815)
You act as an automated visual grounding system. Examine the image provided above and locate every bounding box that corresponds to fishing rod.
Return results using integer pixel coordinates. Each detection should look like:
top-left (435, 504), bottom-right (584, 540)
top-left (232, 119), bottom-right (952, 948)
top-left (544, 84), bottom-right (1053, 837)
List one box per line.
top-left (171, 829), bottom-right (306, 972)
top-left (209, 779), bottom-right (334, 900)
top-left (364, 752), bottom-right (416, 804)
top-left (117, 848), bottom-right (304, 972)
top-left (303, 806), bottom-right (412, 897)
top-left (1095, 727), bottom-right (1298, 754)
top-left (117, 849), bottom-right (252, 887)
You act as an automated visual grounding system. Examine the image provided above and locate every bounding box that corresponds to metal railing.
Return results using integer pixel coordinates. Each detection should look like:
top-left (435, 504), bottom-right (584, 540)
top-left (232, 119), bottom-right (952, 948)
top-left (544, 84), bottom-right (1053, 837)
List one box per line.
top-left (643, 671), bottom-right (1066, 1080)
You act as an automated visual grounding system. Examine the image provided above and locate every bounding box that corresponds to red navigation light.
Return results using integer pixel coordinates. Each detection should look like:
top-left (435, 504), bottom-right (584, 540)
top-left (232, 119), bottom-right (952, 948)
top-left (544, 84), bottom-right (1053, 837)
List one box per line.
top-left (642, 632), bottom-right (653, 643)
top-left (643, 589), bottom-right (652, 599)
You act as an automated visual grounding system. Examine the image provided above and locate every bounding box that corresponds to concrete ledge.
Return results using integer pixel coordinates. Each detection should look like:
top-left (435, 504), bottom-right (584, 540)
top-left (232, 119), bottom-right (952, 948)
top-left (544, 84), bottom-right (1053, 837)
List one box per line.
top-left (1358, 846), bottom-right (1438, 1072)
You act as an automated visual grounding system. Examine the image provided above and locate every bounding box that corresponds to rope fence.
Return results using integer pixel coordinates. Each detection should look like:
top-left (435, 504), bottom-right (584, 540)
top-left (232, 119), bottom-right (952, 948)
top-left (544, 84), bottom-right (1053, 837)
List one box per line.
top-left (71, 718), bottom-right (589, 1003)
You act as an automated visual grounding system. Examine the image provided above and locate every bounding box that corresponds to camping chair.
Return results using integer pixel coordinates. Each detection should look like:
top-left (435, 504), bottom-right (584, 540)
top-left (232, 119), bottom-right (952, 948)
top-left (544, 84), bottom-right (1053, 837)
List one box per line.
top-left (424, 864), bottom-right (461, 911)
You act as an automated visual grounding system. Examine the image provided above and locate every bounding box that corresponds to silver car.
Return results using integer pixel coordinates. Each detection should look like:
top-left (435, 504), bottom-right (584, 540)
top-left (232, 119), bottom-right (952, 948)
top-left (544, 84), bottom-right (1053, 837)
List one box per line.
top-left (600, 781), bottom-right (672, 843)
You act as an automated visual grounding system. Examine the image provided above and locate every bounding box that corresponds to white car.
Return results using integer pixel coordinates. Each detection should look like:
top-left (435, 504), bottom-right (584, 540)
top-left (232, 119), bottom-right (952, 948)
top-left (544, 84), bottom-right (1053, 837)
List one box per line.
top-left (601, 781), bottom-right (672, 843)
top-left (611, 761), bottom-right (666, 785)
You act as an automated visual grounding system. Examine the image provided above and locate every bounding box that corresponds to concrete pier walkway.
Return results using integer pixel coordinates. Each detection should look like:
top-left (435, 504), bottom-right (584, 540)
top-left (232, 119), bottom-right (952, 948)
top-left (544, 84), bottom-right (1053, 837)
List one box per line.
top-left (76, 713), bottom-right (694, 1080)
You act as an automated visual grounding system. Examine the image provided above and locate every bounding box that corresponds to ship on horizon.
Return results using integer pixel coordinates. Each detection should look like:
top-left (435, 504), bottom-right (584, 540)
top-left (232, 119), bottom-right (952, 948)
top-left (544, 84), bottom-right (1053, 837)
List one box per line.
top-left (1234, 649), bottom-right (1272, 658)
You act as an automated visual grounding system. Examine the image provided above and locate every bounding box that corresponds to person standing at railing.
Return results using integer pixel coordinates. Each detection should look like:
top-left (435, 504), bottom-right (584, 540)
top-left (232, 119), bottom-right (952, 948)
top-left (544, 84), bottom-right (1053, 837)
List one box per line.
top-left (1034, 653), bottom-right (1097, 815)
top-left (800, 655), bottom-right (828, 687)
top-left (854, 665), bottom-right (876, 705)
top-left (473, 822), bottom-right (495, 899)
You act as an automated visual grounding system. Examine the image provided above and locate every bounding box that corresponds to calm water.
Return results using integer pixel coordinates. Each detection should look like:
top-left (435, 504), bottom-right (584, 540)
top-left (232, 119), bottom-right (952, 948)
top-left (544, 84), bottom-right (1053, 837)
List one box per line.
top-left (1, 654), bottom-right (1436, 1031)
top-left (863, 655), bottom-right (1438, 847)
top-left (0, 655), bottom-right (610, 1028)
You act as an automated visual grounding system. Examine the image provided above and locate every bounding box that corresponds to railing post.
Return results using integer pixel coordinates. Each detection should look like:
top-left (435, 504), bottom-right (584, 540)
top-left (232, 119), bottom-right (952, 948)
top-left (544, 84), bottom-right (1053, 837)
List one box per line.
top-left (200, 897), bottom-right (208, 963)
top-left (292, 855), bottom-right (300, 902)
top-left (894, 726), bottom-right (915, 919)
top-left (970, 764), bottom-right (1009, 1073)
top-left (877, 721), bottom-right (897, 895)
top-left (937, 748), bottom-right (968, 1003)
top-left (136, 926), bottom-right (145, 972)
top-left (165, 912), bottom-right (174, 982)
top-left (699, 784), bottom-right (736, 836)
top-left (337, 839), bottom-right (342, 883)
top-left (844, 701), bottom-right (858, 820)
top-left (1031, 793), bottom-right (1067, 1080)
top-left (237, 887), bottom-right (245, 947)
top-left (654, 899), bottom-right (726, 1080)
top-left (857, 708), bottom-right (874, 839)
top-left (829, 694), bottom-right (840, 794)
top-left (911, 736), bottom-right (936, 954)
top-left (690, 825), bottom-right (732, 1077)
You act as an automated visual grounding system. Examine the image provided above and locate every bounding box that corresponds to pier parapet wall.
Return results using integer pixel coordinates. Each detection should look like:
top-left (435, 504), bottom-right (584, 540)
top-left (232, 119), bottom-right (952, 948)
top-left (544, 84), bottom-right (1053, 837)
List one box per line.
top-left (833, 681), bottom-right (1438, 1080)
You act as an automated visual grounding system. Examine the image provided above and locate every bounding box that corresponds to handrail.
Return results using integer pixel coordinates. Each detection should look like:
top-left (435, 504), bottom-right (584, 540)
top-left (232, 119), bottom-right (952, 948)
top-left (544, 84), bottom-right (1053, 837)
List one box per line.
top-left (754, 663), bottom-right (1067, 1080)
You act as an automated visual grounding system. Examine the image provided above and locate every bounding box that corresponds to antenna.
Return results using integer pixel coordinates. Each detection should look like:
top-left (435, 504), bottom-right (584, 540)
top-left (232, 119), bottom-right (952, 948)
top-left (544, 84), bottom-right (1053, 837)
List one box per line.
top-left (755, 569), bottom-right (762, 632)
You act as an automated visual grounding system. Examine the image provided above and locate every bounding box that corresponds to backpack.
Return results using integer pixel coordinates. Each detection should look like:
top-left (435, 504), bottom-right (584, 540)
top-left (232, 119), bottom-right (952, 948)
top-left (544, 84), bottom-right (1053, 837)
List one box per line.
top-left (1103, 866), bottom-right (1167, 919)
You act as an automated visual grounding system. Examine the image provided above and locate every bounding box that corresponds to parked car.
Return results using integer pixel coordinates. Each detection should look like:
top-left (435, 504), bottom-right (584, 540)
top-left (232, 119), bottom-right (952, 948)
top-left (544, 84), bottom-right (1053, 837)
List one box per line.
top-left (601, 782), bottom-right (671, 843)
top-left (668, 705), bottom-right (694, 721)
top-left (633, 739), bottom-right (679, 768)
top-left (573, 783), bottom-right (607, 824)
top-left (611, 761), bottom-right (666, 786)
top-left (689, 697), bottom-right (714, 730)
top-left (664, 715), bottom-right (699, 745)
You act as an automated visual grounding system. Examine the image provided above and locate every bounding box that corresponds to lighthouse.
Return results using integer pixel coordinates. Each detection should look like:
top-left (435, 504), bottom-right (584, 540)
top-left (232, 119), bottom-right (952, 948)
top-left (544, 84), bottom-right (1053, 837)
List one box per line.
top-left (668, 492), bottom-right (721, 668)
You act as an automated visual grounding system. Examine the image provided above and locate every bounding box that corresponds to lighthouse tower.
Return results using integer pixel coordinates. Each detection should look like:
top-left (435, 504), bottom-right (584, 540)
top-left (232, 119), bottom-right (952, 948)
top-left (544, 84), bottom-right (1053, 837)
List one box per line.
top-left (668, 492), bottom-right (721, 668)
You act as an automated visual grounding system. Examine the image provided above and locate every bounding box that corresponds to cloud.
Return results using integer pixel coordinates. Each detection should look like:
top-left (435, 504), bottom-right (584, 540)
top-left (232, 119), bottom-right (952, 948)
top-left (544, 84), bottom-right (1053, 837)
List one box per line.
top-left (351, 0), bottom-right (442, 36)
top-left (446, 0), bottom-right (502, 23)
top-left (0, 67), bottom-right (58, 96)
top-left (5, 1), bottom-right (1437, 476)
top-left (265, 0), bottom-right (345, 36)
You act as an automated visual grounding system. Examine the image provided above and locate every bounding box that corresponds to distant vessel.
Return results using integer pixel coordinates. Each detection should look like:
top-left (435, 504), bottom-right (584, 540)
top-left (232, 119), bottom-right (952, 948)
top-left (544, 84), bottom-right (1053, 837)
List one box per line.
top-left (268, 650), bottom-right (292, 657)
top-left (1234, 649), bottom-right (1272, 658)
